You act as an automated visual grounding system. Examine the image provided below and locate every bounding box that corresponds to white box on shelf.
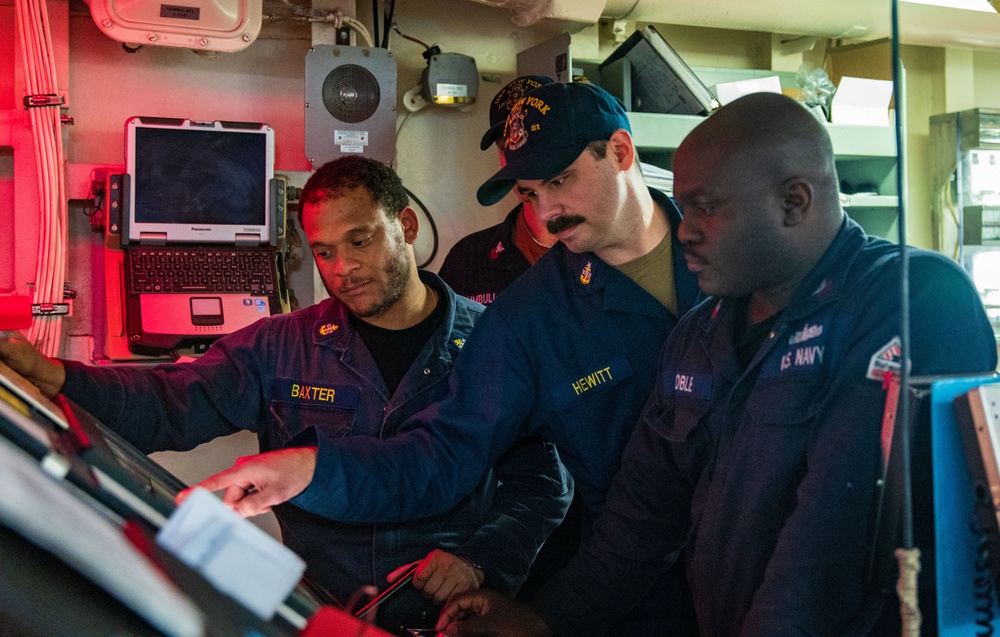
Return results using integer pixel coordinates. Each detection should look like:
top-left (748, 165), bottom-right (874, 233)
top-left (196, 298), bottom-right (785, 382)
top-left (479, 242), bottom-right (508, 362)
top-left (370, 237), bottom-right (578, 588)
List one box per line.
top-left (713, 76), bottom-right (783, 105)
top-left (831, 77), bottom-right (894, 126)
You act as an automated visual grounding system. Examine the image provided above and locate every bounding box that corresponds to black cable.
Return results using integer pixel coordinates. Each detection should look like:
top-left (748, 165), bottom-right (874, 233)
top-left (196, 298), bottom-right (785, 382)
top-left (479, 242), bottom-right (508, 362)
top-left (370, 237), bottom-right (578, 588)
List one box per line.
top-left (371, 0), bottom-right (379, 52)
top-left (890, 0), bottom-right (913, 552)
top-left (381, 0), bottom-right (396, 48)
top-left (406, 186), bottom-right (438, 269)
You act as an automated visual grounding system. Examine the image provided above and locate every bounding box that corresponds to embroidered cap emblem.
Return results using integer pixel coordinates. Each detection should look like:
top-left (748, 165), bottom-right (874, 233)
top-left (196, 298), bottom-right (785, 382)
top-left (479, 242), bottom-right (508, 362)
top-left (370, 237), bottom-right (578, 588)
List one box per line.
top-left (504, 101), bottom-right (529, 151)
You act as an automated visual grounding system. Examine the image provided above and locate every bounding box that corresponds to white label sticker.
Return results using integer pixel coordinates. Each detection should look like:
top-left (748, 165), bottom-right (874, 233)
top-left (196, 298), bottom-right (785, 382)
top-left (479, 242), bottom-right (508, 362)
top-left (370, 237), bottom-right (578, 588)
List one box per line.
top-left (436, 83), bottom-right (468, 98)
top-left (339, 145), bottom-right (365, 154)
top-left (334, 130), bottom-right (369, 145)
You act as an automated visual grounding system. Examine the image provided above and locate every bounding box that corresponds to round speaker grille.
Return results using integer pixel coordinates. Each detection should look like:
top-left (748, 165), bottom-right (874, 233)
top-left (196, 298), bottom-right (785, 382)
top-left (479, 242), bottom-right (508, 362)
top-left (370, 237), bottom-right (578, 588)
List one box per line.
top-left (321, 64), bottom-right (381, 123)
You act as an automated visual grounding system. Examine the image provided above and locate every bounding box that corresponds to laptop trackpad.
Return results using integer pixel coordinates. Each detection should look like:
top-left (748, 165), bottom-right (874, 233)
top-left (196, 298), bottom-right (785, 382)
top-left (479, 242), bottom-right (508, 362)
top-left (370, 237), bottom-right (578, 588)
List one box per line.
top-left (191, 297), bottom-right (224, 326)
top-left (139, 294), bottom-right (270, 336)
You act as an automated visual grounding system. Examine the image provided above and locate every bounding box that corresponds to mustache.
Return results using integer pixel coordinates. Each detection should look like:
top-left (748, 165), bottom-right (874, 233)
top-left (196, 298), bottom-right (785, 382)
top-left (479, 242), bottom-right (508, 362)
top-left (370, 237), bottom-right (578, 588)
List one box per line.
top-left (546, 215), bottom-right (585, 235)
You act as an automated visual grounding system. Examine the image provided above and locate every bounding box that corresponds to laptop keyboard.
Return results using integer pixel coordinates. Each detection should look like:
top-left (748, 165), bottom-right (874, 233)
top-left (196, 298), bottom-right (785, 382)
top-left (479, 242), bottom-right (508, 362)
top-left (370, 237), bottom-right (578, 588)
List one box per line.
top-left (126, 247), bottom-right (275, 295)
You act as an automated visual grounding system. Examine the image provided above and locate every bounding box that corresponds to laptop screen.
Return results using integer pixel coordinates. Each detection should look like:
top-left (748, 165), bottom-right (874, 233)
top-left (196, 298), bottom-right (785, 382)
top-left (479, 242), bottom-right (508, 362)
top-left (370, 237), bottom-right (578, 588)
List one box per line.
top-left (125, 117), bottom-right (275, 244)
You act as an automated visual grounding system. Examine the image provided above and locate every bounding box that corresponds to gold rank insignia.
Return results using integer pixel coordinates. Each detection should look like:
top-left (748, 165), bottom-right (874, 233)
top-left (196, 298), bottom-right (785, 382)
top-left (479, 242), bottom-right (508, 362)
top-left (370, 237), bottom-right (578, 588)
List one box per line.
top-left (319, 323), bottom-right (340, 336)
top-left (580, 261), bottom-right (593, 285)
top-left (453, 338), bottom-right (466, 349)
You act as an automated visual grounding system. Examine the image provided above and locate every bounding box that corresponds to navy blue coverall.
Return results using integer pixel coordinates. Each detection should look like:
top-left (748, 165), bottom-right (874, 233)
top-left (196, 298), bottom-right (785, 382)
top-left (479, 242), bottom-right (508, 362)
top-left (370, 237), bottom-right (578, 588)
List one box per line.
top-left (532, 218), bottom-right (999, 636)
top-left (60, 272), bottom-right (571, 624)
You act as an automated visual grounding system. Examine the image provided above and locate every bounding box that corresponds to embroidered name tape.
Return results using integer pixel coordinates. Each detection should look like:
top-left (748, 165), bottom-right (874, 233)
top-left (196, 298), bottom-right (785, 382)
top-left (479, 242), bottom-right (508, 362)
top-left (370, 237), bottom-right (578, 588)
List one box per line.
top-left (272, 379), bottom-right (360, 408)
top-left (552, 356), bottom-right (633, 409)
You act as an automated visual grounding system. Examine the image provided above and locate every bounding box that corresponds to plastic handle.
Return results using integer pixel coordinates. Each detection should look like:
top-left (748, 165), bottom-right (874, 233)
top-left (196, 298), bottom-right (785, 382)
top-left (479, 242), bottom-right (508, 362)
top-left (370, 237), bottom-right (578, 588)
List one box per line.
top-left (0, 296), bottom-right (32, 331)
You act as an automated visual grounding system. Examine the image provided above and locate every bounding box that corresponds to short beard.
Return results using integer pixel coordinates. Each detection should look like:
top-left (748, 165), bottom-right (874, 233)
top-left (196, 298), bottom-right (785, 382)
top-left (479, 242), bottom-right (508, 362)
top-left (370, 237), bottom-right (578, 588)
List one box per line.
top-left (546, 215), bottom-right (585, 235)
top-left (353, 229), bottom-right (412, 319)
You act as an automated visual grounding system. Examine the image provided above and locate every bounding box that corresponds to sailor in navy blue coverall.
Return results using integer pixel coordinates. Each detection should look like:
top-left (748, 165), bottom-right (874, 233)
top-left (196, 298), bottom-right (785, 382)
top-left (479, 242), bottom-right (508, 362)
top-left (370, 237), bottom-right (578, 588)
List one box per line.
top-left (54, 270), bottom-right (568, 622)
top-left (438, 76), bottom-right (559, 308)
top-left (0, 157), bottom-right (570, 632)
top-left (438, 205), bottom-right (536, 306)
top-left (527, 215), bottom-right (997, 636)
top-left (299, 186), bottom-right (697, 530)
top-left (192, 82), bottom-right (702, 635)
top-left (437, 92), bottom-right (998, 637)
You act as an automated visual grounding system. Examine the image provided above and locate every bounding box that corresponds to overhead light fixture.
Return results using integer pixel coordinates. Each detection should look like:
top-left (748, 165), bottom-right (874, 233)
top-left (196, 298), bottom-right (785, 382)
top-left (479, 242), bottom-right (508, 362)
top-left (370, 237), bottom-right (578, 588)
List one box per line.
top-left (899, 0), bottom-right (995, 12)
top-left (84, 0), bottom-right (263, 53)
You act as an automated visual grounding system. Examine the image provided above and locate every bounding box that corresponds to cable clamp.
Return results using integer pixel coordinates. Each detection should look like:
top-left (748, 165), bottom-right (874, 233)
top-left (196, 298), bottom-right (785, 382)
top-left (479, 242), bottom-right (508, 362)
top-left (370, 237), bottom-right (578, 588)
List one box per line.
top-left (31, 303), bottom-right (70, 316)
top-left (23, 94), bottom-right (65, 109)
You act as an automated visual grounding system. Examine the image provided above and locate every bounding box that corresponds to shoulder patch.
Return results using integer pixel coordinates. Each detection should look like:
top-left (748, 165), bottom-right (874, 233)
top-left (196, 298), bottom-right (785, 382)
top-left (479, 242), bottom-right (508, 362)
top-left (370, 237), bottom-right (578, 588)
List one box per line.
top-left (867, 336), bottom-right (902, 381)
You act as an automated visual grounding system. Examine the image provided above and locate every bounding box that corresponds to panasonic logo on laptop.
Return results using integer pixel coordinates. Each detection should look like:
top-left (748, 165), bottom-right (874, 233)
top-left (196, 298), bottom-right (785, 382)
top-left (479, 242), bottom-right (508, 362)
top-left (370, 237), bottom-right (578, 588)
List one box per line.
top-left (190, 227), bottom-right (212, 232)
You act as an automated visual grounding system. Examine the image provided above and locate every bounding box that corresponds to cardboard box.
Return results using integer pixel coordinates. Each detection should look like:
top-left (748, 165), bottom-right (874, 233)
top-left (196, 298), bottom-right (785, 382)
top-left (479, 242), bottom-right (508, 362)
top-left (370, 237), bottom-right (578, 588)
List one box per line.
top-left (831, 76), bottom-right (894, 126)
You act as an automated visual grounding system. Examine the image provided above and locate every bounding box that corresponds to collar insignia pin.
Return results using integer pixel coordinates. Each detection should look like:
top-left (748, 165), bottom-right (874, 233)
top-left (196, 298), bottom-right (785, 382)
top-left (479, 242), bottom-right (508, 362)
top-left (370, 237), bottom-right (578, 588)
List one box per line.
top-left (319, 323), bottom-right (340, 336)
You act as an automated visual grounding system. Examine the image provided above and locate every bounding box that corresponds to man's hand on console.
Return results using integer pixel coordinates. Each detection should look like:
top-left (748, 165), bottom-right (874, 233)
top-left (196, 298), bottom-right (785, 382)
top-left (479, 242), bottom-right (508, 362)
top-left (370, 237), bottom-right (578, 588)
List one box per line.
top-left (176, 446), bottom-right (318, 517)
top-left (435, 589), bottom-right (553, 637)
top-left (388, 549), bottom-right (485, 606)
top-left (0, 330), bottom-right (66, 398)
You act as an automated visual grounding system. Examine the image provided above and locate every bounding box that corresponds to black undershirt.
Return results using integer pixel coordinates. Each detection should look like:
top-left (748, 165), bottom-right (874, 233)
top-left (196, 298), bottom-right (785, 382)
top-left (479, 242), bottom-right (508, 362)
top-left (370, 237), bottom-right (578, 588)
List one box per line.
top-left (734, 300), bottom-right (780, 369)
top-left (350, 290), bottom-right (447, 396)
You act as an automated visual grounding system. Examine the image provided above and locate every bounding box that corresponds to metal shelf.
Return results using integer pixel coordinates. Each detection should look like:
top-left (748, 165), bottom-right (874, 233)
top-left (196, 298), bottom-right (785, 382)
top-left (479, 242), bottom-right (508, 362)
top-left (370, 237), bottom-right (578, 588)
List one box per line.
top-left (843, 194), bottom-right (899, 209)
top-left (627, 112), bottom-right (898, 158)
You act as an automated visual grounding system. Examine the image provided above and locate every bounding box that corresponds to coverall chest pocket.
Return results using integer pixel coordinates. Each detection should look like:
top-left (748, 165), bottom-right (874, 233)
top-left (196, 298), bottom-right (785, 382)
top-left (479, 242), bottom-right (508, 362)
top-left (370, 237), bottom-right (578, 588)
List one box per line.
top-left (746, 375), bottom-right (823, 428)
top-left (269, 401), bottom-right (356, 442)
top-left (660, 397), bottom-right (713, 483)
top-left (741, 376), bottom-right (825, 498)
top-left (268, 379), bottom-right (361, 443)
top-left (664, 399), bottom-right (709, 443)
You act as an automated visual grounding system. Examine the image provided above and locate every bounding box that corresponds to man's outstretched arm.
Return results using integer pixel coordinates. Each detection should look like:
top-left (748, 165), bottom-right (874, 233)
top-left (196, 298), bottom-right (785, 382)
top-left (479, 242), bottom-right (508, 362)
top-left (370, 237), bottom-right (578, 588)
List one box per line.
top-left (179, 446), bottom-right (319, 516)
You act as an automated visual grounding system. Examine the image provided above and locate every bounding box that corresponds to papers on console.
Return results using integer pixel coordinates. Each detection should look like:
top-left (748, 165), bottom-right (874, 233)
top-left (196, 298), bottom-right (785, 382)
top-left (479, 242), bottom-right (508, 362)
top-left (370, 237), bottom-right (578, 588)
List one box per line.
top-left (157, 487), bottom-right (306, 620)
top-left (0, 439), bottom-right (204, 637)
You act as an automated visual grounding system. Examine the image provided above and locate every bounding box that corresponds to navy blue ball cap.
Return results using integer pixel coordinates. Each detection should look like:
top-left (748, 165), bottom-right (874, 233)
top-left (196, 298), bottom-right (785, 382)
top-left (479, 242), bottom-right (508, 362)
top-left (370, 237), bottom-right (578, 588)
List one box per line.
top-left (480, 75), bottom-right (554, 151)
top-left (476, 82), bottom-right (631, 207)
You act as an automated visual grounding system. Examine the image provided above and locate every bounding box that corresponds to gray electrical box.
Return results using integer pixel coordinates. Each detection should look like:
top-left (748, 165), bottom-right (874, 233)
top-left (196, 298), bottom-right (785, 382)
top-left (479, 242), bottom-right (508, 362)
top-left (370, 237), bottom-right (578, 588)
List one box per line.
top-left (305, 45), bottom-right (397, 166)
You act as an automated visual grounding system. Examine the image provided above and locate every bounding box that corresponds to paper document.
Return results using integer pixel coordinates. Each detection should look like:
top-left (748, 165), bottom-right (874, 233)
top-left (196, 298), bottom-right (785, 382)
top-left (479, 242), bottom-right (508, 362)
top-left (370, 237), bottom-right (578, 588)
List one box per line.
top-left (157, 487), bottom-right (306, 620)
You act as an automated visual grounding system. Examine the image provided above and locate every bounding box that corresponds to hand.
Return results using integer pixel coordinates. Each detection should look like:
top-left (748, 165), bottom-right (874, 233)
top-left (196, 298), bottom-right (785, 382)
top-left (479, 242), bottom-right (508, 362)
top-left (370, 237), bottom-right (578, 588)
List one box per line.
top-left (0, 330), bottom-right (65, 398)
top-left (435, 589), bottom-right (552, 637)
top-left (176, 446), bottom-right (318, 517)
top-left (387, 549), bottom-right (485, 606)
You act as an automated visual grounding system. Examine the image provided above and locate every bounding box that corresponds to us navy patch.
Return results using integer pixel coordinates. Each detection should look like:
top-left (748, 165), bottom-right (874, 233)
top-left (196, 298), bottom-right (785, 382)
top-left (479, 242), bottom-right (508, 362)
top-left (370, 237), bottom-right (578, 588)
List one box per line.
top-left (867, 336), bottom-right (902, 381)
